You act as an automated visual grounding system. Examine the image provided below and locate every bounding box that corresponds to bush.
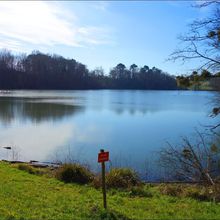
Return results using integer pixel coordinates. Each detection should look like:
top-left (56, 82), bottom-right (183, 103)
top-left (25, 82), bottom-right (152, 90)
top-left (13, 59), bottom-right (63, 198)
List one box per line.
top-left (92, 175), bottom-right (102, 189)
top-left (17, 163), bottom-right (49, 176)
top-left (18, 164), bottom-right (37, 175)
top-left (213, 184), bottom-right (220, 202)
top-left (92, 168), bottom-right (140, 189)
top-left (128, 186), bottom-right (153, 198)
top-left (184, 184), bottom-right (220, 202)
top-left (106, 168), bottom-right (140, 189)
top-left (183, 186), bottom-right (209, 201)
top-left (159, 183), bottom-right (220, 202)
top-left (55, 163), bottom-right (94, 184)
top-left (159, 184), bottom-right (184, 197)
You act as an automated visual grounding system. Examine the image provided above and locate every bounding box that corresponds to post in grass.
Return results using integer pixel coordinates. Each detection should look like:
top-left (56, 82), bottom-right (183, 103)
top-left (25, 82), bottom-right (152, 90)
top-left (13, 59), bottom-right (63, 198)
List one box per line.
top-left (98, 149), bottom-right (109, 209)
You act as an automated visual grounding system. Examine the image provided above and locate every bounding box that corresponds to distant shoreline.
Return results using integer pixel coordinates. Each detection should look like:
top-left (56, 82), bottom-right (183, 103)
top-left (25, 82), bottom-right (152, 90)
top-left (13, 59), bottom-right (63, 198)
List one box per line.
top-left (0, 88), bottom-right (218, 91)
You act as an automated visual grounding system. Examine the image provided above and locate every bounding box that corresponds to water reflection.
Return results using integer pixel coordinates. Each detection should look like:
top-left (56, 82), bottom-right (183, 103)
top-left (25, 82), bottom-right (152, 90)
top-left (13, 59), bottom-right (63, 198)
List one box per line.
top-left (108, 91), bottom-right (213, 116)
top-left (0, 90), bottom-right (218, 180)
top-left (0, 122), bottom-right (74, 161)
top-left (0, 97), bottom-right (84, 125)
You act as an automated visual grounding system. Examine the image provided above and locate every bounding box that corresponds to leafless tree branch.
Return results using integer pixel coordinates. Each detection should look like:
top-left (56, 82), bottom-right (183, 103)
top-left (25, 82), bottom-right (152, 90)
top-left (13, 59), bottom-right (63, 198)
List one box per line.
top-left (159, 133), bottom-right (220, 185)
top-left (169, 1), bottom-right (220, 71)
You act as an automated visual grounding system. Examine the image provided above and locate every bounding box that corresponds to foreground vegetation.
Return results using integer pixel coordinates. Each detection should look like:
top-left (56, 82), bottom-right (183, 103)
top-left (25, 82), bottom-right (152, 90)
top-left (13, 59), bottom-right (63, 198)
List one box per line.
top-left (0, 162), bottom-right (220, 220)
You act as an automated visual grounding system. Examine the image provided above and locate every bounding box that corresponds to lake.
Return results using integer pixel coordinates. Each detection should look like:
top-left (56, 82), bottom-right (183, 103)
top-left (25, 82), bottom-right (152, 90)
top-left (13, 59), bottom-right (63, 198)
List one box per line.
top-left (0, 90), bottom-right (218, 180)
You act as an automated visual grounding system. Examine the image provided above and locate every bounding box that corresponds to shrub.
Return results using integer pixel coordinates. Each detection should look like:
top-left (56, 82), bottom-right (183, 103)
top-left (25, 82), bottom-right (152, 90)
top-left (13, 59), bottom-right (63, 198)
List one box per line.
top-left (106, 168), bottom-right (140, 189)
top-left (17, 163), bottom-right (49, 176)
top-left (159, 183), bottom-right (220, 202)
top-left (129, 186), bottom-right (153, 198)
top-left (212, 184), bottom-right (220, 202)
top-left (18, 164), bottom-right (37, 175)
top-left (159, 184), bottom-right (184, 197)
top-left (92, 175), bottom-right (102, 189)
top-left (184, 184), bottom-right (220, 202)
top-left (55, 163), bottom-right (94, 184)
top-left (183, 186), bottom-right (209, 201)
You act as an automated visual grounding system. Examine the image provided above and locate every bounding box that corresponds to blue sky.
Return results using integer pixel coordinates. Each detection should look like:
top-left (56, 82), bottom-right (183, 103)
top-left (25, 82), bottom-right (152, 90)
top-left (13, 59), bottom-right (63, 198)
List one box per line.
top-left (0, 1), bottom-right (211, 75)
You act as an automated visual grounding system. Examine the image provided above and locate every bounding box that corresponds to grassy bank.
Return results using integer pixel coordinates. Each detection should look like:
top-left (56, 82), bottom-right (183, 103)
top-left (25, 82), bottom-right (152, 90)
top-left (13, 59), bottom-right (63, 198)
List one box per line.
top-left (0, 162), bottom-right (220, 220)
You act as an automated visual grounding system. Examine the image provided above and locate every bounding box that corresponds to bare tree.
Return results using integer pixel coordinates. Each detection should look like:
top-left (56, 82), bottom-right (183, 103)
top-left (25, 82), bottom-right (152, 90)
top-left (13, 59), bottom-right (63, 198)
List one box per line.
top-left (159, 132), bottom-right (220, 185)
top-left (0, 49), bottom-right (15, 70)
top-left (169, 1), bottom-right (220, 71)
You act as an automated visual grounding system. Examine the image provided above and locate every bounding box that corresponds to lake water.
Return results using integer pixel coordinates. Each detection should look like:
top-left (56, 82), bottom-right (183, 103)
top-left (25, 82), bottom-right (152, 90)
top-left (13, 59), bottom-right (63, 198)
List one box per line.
top-left (0, 90), bottom-right (218, 180)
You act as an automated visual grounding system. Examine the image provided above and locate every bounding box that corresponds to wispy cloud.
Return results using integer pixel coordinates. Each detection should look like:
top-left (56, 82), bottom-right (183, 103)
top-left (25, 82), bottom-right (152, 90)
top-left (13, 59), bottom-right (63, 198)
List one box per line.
top-left (0, 1), bottom-right (114, 52)
top-left (77, 26), bottom-right (115, 46)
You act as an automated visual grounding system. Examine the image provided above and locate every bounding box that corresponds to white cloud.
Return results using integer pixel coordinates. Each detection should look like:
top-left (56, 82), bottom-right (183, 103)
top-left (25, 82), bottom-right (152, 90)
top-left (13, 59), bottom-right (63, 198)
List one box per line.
top-left (0, 1), bottom-right (113, 52)
top-left (77, 26), bottom-right (115, 46)
top-left (0, 37), bottom-right (23, 52)
top-left (0, 121), bottom-right (106, 161)
top-left (0, 122), bottom-right (73, 161)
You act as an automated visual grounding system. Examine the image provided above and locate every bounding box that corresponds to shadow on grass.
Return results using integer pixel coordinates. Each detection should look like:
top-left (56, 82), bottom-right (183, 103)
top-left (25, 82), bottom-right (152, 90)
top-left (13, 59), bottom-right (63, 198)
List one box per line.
top-left (90, 209), bottom-right (132, 220)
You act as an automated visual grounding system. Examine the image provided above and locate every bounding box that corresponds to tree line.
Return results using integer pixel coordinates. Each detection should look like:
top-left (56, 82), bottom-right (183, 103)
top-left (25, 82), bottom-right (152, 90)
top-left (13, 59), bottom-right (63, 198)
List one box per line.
top-left (0, 49), bottom-right (177, 90)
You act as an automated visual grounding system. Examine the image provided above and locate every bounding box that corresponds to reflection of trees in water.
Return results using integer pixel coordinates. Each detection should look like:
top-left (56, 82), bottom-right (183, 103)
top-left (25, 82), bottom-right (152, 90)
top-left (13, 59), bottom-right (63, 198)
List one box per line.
top-left (0, 99), bottom-right (15, 124)
top-left (112, 104), bottom-right (168, 116)
top-left (0, 97), bottom-right (84, 124)
top-left (111, 93), bottom-right (216, 116)
top-left (22, 102), bottom-right (84, 122)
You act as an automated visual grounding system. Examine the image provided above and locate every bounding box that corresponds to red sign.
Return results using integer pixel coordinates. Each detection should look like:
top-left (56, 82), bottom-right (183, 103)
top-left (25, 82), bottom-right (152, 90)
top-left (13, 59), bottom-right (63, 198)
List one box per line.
top-left (98, 151), bottom-right (109, 163)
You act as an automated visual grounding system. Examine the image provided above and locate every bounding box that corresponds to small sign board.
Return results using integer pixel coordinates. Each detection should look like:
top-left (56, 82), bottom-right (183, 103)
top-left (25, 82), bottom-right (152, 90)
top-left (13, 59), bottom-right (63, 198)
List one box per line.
top-left (98, 151), bottom-right (109, 163)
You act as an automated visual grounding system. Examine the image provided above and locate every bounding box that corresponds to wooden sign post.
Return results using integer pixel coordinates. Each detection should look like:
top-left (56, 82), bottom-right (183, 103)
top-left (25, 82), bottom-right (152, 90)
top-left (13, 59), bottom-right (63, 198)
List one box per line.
top-left (98, 149), bottom-right (109, 209)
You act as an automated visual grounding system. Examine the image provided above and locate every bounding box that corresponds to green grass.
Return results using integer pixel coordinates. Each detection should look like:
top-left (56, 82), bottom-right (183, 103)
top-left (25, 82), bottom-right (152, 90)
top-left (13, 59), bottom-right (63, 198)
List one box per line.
top-left (0, 162), bottom-right (220, 220)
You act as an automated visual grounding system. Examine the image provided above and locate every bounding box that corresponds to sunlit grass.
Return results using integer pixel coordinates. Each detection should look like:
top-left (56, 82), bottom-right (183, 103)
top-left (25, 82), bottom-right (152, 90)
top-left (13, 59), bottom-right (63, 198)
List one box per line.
top-left (0, 162), bottom-right (219, 219)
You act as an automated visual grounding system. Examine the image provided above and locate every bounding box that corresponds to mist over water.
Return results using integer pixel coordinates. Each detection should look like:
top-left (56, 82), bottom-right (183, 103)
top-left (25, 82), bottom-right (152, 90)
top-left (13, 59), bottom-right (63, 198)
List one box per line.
top-left (0, 90), bottom-right (218, 180)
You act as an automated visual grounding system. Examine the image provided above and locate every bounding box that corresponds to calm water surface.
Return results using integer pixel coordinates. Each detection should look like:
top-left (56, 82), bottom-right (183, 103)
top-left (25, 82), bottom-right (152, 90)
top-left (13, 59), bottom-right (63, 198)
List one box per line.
top-left (0, 90), bottom-right (218, 180)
